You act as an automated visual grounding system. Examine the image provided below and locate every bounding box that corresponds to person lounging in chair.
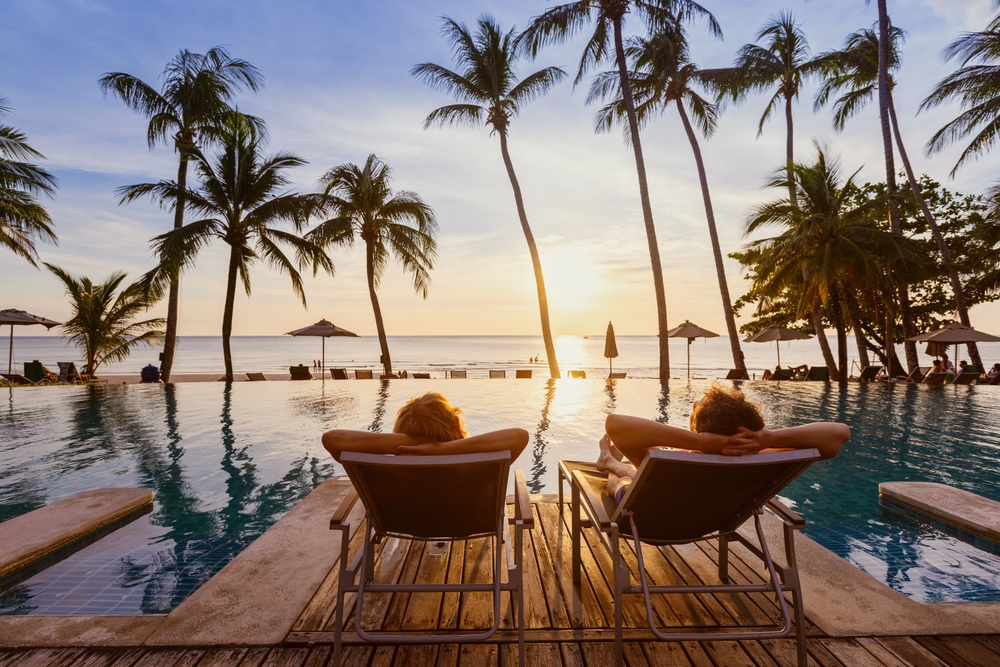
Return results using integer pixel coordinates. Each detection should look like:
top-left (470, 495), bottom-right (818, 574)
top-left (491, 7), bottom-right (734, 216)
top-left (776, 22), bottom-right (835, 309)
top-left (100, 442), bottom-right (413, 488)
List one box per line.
top-left (323, 391), bottom-right (528, 461)
top-left (595, 384), bottom-right (849, 504)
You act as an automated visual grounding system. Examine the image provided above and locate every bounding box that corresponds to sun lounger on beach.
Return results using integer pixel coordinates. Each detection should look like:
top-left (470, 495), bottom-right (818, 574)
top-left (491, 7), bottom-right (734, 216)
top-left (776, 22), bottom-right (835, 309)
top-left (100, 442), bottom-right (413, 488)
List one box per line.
top-left (569, 370), bottom-right (586, 378)
top-left (448, 370), bottom-right (467, 378)
top-left (857, 365), bottom-right (881, 382)
top-left (723, 369), bottom-right (750, 380)
top-left (559, 448), bottom-right (821, 667)
top-left (805, 366), bottom-right (829, 381)
top-left (246, 372), bottom-right (267, 381)
top-left (380, 373), bottom-right (398, 379)
top-left (1, 373), bottom-right (34, 386)
top-left (769, 368), bottom-right (795, 381)
top-left (354, 370), bottom-right (373, 379)
top-left (489, 370), bottom-right (505, 379)
top-left (330, 451), bottom-right (531, 666)
top-left (289, 365), bottom-right (313, 380)
top-left (953, 372), bottom-right (978, 385)
top-left (412, 372), bottom-right (431, 379)
top-left (923, 372), bottom-right (950, 385)
top-left (57, 362), bottom-right (81, 383)
top-left (906, 366), bottom-right (930, 383)
top-left (515, 369), bottom-right (532, 378)
top-left (608, 372), bottom-right (626, 379)
top-left (330, 368), bottom-right (349, 380)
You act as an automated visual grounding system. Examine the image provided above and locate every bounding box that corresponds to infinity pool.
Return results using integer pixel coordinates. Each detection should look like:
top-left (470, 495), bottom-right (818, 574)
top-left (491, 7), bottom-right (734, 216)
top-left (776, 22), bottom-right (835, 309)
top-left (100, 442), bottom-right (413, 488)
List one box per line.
top-left (1, 379), bottom-right (998, 614)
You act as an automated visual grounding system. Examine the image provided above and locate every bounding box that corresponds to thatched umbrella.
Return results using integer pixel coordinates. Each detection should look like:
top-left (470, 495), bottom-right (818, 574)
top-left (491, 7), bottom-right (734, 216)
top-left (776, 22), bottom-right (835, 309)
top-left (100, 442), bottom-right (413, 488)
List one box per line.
top-left (908, 323), bottom-right (1000, 369)
top-left (666, 320), bottom-right (719, 379)
top-left (744, 325), bottom-right (812, 368)
top-left (604, 321), bottom-right (619, 376)
top-left (1, 309), bottom-right (61, 374)
top-left (285, 319), bottom-right (358, 381)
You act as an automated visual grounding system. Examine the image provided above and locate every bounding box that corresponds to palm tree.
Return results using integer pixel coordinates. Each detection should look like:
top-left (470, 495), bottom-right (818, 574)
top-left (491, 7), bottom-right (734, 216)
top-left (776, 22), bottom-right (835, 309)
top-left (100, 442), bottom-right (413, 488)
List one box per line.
top-left (0, 96), bottom-right (57, 266)
top-left (44, 264), bottom-right (164, 376)
top-left (117, 113), bottom-right (332, 382)
top-left (817, 23), bottom-right (982, 368)
top-left (589, 18), bottom-right (745, 373)
top-left (520, 0), bottom-right (721, 382)
top-left (308, 155), bottom-right (438, 377)
top-left (744, 146), bottom-right (925, 381)
top-left (412, 16), bottom-right (566, 379)
top-left (100, 47), bottom-right (263, 382)
top-left (704, 10), bottom-right (825, 207)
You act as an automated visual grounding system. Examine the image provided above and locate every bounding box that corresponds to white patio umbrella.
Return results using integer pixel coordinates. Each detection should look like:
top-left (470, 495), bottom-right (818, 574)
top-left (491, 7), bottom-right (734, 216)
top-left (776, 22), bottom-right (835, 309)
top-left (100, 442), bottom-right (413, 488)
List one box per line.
top-left (907, 323), bottom-right (1000, 369)
top-left (666, 320), bottom-right (719, 379)
top-left (744, 325), bottom-right (812, 368)
top-left (1, 309), bottom-right (61, 375)
top-left (285, 319), bottom-right (358, 381)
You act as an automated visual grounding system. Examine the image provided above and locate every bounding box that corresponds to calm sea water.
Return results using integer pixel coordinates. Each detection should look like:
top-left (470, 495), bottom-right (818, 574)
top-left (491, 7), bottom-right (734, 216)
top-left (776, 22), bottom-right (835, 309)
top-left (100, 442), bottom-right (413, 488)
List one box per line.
top-left (6, 334), bottom-right (999, 379)
top-left (1, 379), bottom-right (999, 615)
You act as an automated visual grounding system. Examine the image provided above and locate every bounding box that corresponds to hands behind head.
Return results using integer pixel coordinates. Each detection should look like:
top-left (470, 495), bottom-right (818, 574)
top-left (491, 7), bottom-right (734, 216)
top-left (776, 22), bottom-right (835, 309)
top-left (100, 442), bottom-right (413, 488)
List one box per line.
top-left (397, 440), bottom-right (438, 455)
top-left (720, 426), bottom-right (770, 457)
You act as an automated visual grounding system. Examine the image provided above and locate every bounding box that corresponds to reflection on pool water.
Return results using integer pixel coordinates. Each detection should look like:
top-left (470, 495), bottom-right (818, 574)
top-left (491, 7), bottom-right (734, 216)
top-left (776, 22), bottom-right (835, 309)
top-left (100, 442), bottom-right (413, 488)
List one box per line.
top-left (1, 379), bottom-right (998, 614)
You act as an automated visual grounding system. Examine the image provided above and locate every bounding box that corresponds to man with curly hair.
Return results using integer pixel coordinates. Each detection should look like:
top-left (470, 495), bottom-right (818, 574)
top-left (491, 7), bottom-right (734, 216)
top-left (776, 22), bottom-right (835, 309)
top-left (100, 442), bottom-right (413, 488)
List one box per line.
top-left (596, 383), bottom-right (849, 504)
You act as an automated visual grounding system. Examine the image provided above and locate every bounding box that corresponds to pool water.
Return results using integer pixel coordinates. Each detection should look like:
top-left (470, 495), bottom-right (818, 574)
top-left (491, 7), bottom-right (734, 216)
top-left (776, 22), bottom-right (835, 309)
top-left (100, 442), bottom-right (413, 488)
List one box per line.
top-left (1, 379), bottom-right (998, 614)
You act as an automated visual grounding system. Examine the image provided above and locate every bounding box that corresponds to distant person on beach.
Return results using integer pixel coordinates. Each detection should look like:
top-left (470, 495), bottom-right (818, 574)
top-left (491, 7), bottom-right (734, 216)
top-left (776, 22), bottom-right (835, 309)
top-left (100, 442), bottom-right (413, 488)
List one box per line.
top-left (594, 384), bottom-right (849, 504)
top-left (989, 363), bottom-right (1000, 381)
top-left (941, 354), bottom-right (956, 374)
top-left (322, 392), bottom-right (528, 461)
top-left (931, 359), bottom-right (943, 374)
top-left (959, 360), bottom-right (969, 374)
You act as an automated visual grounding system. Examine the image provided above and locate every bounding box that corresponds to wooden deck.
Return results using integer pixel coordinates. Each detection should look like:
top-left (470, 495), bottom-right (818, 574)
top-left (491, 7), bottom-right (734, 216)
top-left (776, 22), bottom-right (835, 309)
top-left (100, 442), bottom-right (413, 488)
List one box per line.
top-left (2, 496), bottom-right (999, 666)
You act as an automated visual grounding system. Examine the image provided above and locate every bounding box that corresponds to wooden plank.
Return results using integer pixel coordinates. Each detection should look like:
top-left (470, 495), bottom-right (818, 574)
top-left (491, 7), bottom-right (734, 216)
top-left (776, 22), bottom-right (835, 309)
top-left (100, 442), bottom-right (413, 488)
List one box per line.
top-left (554, 503), bottom-right (615, 628)
top-left (759, 639), bottom-right (827, 667)
top-left (528, 504), bottom-right (571, 629)
top-left (623, 642), bottom-right (651, 667)
top-left (238, 648), bottom-right (272, 667)
top-left (130, 650), bottom-right (204, 667)
top-left (536, 501), bottom-right (605, 629)
top-left (340, 647), bottom-right (373, 667)
top-left (194, 649), bottom-right (248, 667)
top-left (456, 645), bottom-right (495, 667)
top-left (915, 636), bottom-right (998, 667)
top-left (875, 638), bottom-right (947, 667)
top-left (559, 643), bottom-right (585, 667)
top-left (300, 647), bottom-right (331, 667)
top-left (679, 642), bottom-right (715, 667)
top-left (854, 638), bottom-right (915, 667)
top-left (392, 646), bottom-right (437, 667)
top-left (819, 639), bottom-right (885, 667)
top-left (521, 643), bottom-right (561, 667)
top-left (518, 506), bottom-right (553, 629)
top-left (438, 540), bottom-right (466, 631)
top-left (60, 651), bottom-right (119, 667)
top-left (580, 642), bottom-right (617, 667)
top-left (257, 648), bottom-right (311, 667)
top-left (699, 641), bottom-right (757, 667)
top-left (434, 645), bottom-right (459, 667)
top-left (338, 536), bottom-right (413, 633)
top-left (738, 641), bottom-right (781, 667)
top-left (641, 643), bottom-right (697, 667)
top-left (400, 539), bottom-right (451, 631)
top-left (458, 537), bottom-right (495, 630)
top-left (670, 542), bottom-right (774, 628)
top-left (0, 650), bottom-right (71, 667)
top-left (655, 544), bottom-right (740, 628)
top-left (622, 539), bottom-right (713, 628)
top-left (380, 536), bottom-right (428, 632)
top-left (33, 650), bottom-right (85, 667)
top-left (104, 649), bottom-right (145, 667)
top-left (972, 636), bottom-right (1000, 658)
top-left (369, 646), bottom-right (394, 667)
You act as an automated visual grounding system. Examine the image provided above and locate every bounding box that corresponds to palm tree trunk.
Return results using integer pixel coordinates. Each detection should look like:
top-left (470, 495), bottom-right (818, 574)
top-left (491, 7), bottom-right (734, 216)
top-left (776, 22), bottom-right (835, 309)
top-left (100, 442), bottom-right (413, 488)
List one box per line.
top-left (160, 154), bottom-right (188, 383)
top-left (888, 93), bottom-right (982, 368)
top-left (367, 240), bottom-right (392, 375)
top-left (676, 101), bottom-right (745, 372)
top-left (845, 290), bottom-right (871, 370)
top-left (811, 299), bottom-right (839, 380)
top-left (784, 93), bottom-right (797, 208)
top-left (498, 130), bottom-right (560, 379)
top-left (221, 244), bottom-right (239, 383)
top-left (830, 288), bottom-right (848, 383)
top-left (877, 0), bottom-right (918, 372)
top-left (612, 16), bottom-right (670, 381)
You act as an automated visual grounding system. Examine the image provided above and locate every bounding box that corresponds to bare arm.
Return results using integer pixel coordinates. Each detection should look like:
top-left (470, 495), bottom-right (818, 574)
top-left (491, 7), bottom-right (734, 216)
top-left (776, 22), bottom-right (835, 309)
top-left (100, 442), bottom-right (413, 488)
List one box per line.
top-left (605, 414), bottom-right (732, 467)
top-left (396, 428), bottom-right (530, 460)
top-left (322, 429), bottom-right (421, 461)
top-left (725, 422), bottom-right (850, 460)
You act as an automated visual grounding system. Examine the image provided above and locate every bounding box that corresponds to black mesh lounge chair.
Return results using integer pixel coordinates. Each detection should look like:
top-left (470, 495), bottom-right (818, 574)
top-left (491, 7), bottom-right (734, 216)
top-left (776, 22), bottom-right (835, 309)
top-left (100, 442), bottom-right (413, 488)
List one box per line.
top-left (330, 368), bottom-right (349, 380)
top-left (768, 368), bottom-right (794, 381)
top-left (857, 365), bottom-right (881, 382)
top-left (805, 366), bottom-right (829, 381)
top-left (246, 372), bottom-right (267, 381)
top-left (1, 373), bottom-right (33, 386)
top-left (289, 365), bottom-right (313, 380)
top-left (923, 372), bottom-right (950, 385)
top-left (905, 366), bottom-right (930, 383)
top-left (330, 451), bottom-right (531, 666)
top-left (724, 369), bottom-right (750, 380)
top-left (559, 448), bottom-right (821, 667)
top-left (57, 362), bottom-right (81, 383)
top-left (953, 371), bottom-right (978, 385)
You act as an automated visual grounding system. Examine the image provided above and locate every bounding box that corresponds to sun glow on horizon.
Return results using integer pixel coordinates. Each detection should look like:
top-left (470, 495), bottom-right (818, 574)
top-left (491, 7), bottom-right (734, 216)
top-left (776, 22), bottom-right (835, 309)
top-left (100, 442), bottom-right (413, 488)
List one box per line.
top-left (539, 249), bottom-right (605, 311)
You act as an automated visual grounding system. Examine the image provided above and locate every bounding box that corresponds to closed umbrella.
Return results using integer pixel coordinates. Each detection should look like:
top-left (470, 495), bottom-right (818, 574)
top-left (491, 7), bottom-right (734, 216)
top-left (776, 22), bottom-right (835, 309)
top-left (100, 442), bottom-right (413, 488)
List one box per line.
top-left (1, 309), bottom-right (61, 375)
top-left (744, 325), bottom-right (812, 368)
top-left (666, 320), bottom-right (719, 379)
top-left (908, 323), bottom-right (1000, 369)
top-left (604, 321), bottom-right (619, 377)
top-left (285, 319), bottom-right (358, 381)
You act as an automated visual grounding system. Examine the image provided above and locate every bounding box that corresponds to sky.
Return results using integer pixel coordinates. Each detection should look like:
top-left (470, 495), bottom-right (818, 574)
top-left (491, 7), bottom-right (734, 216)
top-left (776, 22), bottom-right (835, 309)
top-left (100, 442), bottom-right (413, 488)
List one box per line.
top-left (2, 0), bottom-right (999, 337)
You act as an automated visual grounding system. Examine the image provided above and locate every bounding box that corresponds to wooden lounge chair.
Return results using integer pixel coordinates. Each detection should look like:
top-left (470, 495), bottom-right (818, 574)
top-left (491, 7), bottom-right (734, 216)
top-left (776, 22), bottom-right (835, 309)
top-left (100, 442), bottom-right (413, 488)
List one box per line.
top-left (905, 366), bottom-right (930, 383)
top-left (723, 369), bottom-right (750, 380)
top-left (57, 362), bottom-right (81, 384)
top-left (330, 451), bottom-right (531, 666)
top-left (448, 369), bottom-right (467, 378)
top-left (379, 373), bottom-right (399, 380)
top-left (515, 369), bottom-right (532, 378)
top-left (857, 365), bottom-right (881, 382)
top-left (608, 372), bottom-right (626, 379)
top-left (412, 372), bottom-right (431, 379)
top-left (328, 368), bottom-right (348, 380)
top-left (922, 372), bottom-right (950, 385)
top-left (246, 372), bottom-right (267, 382)
top-left (953, 372), bottom-right (978, 385)
top-left (489, 370), bottom-right (505, 379)
top-left (569, 370), bottom-right (586, 378)
top-left (354, 369), bottom-right (374, 380)
top-left (289, 365), bottom-right (313, 380)
top-left (559, 448), bottom-right (821, 667)
top-left (805, 366), bottom-right (829, 381)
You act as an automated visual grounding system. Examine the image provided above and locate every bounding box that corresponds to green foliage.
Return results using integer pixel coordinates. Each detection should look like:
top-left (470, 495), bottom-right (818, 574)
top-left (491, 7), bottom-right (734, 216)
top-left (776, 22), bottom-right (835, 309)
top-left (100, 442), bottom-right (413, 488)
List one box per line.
top-left (0, 96), bottom-right (57, 267)
top-left (45, 264), bottom-right (164, 376)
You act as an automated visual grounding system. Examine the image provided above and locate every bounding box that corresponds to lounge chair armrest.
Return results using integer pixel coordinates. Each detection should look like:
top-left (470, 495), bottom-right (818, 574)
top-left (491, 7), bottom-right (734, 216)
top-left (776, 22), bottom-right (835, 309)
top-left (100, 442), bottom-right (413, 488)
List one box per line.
top-left (571, 469), bottom-right (613, 528)
top-left (766, 497), bottom-right (805, 528)
top-left (330, 485), bottom-right (359, 528)
top-left (513, 470), bottom-right (534, 528)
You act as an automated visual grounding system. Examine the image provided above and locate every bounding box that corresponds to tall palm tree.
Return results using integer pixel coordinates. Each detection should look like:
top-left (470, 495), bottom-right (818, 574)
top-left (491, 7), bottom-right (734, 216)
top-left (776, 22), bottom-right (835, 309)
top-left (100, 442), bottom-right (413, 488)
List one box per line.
top-left (100, 47), bottom-right (263, 382)
top-left (744, 146), bottom-right (925, 381)
top-left (817, 23), bottom-right (982, 368)
top-left (704, 11), bottom-right (825, 207)
top-left (308, 155), bottom-right (438, 377)
top-left (0, 96), bottom-right (57, 266)
top-left (117, 113), bottom-right (332, 382)
top-left (589, 19), bottom-right (745, 372)
top-left (44, 264), bottom-right (164, 376)
top-left (412, 16), bottom-right (566, 379)
top-left (521, 0), bottom-right (721, 382)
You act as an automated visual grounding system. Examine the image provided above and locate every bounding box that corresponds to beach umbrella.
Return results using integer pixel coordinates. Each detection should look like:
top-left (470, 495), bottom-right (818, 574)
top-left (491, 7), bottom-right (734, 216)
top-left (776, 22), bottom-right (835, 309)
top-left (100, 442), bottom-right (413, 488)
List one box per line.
top-left (666, 320), bottom-right (719, 379)
top-left (285, 319), bottom-right (358, 381)
top-left (1, 309), bottom-right (61, 375)
top-left (604, 321), bottom-right (619, 376)
top-left (744, 325), bottom-right (812, 368)
top-left (908, 323), bottom-right (1000, 368)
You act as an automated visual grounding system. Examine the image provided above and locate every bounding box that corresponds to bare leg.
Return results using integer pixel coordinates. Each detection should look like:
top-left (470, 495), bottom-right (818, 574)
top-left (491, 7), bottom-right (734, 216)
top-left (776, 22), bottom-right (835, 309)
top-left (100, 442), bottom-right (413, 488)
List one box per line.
top-left (596, 434), bottom-right (637, 479)
top-left (605, 471), bottom-right (631, 499)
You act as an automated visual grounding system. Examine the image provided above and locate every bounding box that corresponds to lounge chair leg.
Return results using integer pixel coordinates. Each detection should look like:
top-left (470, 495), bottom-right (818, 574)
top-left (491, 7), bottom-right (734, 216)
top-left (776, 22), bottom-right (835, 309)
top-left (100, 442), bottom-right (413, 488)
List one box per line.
top-left (364, 523), bottom-right (376, 583)
top-left (571, 482), bottom-right (581, 583)
top-left (719, 535), bottom-right (729, 582)
top-left (332, 587), bottom-right (344, 667)
top-left (612, 530), bottom-right (623, 667)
